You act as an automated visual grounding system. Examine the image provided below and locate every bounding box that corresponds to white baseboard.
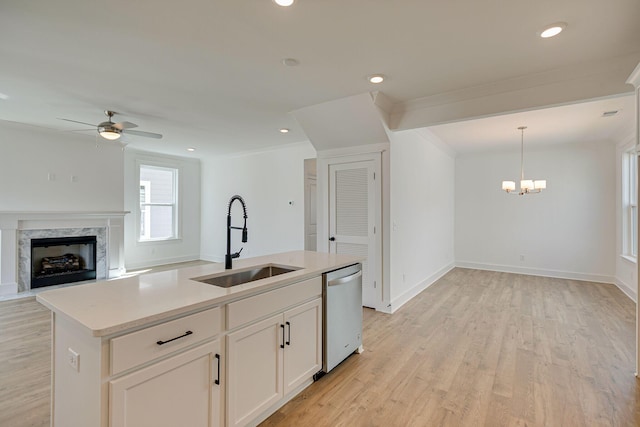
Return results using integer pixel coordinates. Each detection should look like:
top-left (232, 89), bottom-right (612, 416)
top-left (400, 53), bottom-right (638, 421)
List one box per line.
top-left (614, 277), bottom-right (637, 302)
top-left (388, 263), bottom-right (455, 314)
top-left (200, 253), bottom-right (224, 263)
top-left (455, 261), bottom-right (616, 285)
top-left (0, 282), bottom-right (18, 296)
top-left (109, 267), bottom-right (127, 279)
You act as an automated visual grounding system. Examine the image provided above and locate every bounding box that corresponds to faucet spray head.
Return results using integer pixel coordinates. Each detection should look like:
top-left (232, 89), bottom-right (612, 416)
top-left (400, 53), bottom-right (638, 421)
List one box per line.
top-left (242, 227), bottom-right (248, 243)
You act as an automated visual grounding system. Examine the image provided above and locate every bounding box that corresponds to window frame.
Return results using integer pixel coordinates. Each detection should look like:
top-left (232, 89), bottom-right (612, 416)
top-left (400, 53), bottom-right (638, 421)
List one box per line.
top-left (622, 149), bottom-right (637, 262)
top-left (136, 161), bottom-right (181, 243)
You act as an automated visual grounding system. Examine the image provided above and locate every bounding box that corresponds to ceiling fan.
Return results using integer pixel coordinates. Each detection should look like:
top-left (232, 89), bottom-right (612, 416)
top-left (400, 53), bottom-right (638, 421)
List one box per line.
top-left (59, 110), bottom-right (163, 141)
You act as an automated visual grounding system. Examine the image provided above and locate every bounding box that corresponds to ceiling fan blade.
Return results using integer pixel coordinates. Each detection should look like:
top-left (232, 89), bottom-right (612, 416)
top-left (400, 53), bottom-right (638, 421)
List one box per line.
top-left (65, 129), bottom-right (95, 132)
top-left (58, 118), bottom-right (97, 127)
top-left (123, 129), bottom-right (163, 139)
top-left (1, 119), bottom-right (59, 131)
top-left (113, 121), bottom-right (138, 130)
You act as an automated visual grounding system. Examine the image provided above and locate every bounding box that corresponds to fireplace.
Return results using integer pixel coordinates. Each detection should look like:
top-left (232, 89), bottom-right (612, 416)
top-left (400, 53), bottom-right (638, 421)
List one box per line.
top-left (0, 212), bottom-right (126, 296)
top-left (30, 236), bottom-right (97, 288)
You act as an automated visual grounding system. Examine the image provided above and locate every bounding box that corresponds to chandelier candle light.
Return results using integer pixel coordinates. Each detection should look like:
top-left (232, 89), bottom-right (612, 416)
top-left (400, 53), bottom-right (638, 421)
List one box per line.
top-left (501, 126), bottom-right (547, 195)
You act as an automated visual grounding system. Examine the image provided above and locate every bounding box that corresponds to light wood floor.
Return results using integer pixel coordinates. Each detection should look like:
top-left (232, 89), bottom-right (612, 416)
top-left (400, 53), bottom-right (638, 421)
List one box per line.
top-left (261, 269), bottom-right (640, 427)
top-left (1, 268), bottom-right (638, 426)
top-left (0, 297), bottom-right (50, 427)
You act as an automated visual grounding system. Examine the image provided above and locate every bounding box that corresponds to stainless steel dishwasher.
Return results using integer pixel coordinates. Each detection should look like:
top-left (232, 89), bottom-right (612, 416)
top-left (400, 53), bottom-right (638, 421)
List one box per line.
top-left (322, 263), bottom-right (363, 373)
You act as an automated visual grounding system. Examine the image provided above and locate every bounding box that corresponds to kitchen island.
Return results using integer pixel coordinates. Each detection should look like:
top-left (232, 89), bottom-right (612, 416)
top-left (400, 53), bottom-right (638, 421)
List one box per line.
top-left (36, 250), bottom-right (361, 427)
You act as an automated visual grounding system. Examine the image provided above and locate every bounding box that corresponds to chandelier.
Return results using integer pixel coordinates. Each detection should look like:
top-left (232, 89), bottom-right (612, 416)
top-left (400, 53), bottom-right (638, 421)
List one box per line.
top-left (501, 126), bottom-right (546, 195)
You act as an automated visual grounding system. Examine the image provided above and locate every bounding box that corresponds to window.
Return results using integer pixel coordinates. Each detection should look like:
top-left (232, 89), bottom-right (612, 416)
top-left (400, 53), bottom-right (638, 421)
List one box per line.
top-left (623, 151), bottom-right (637, 259)
top-left (139, 164), bottom-right (178, 241)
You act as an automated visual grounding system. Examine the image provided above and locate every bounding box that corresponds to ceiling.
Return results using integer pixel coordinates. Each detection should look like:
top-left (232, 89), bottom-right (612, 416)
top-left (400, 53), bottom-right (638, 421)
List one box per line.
top-left (1, 0), bottom-right (639, 157)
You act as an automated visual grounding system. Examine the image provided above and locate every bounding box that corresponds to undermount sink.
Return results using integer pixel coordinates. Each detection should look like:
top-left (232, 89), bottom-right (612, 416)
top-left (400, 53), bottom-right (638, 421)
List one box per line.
top-left (193, 264), bottom-right (301, 288)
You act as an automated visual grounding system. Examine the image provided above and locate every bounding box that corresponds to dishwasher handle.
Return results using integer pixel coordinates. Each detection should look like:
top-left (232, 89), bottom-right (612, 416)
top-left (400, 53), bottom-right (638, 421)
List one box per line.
top-left (327, 270), bottom-right (362, 287)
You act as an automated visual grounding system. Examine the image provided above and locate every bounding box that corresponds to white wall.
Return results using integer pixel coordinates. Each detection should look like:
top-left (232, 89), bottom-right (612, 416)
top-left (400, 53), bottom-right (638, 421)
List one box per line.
top-left (0, 121), bottom-right (123, 211)
top-left (123, 150), bottom-right (201, 269)
top-left (200, 142), bottom-right (316, 262)
top-left (455, 140), bottom-right (616, 283)
top-left (615, 133), bottom-right (637, 301)
top-left (388, 129), bottom-right (456, 311)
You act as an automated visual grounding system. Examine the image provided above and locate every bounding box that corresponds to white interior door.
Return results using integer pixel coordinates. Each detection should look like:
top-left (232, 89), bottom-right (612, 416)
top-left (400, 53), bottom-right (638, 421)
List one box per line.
top-left (329, 159), bottom-right (379, 308)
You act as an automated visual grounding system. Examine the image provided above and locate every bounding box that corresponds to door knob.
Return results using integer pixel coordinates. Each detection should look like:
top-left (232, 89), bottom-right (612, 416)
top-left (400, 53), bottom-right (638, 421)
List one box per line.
top-left (329, 236), bottom-right (336, 241)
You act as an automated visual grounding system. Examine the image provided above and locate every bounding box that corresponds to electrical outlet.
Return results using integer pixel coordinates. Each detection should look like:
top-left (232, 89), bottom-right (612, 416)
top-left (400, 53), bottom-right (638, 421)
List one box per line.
top-left (68, 348), bottom-right (79, 372)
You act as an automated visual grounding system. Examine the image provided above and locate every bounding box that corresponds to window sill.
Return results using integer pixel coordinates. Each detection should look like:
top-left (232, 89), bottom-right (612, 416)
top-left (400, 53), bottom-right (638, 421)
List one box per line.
top-left (621, 254), bottom-right (637, 264)
top-left (137, 237), bottom-right (182, 245)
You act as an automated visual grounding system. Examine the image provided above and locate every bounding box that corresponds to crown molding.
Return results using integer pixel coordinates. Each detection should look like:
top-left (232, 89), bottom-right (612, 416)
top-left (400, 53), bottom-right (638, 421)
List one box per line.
top-left (626, 61), bottom-right (640, 88)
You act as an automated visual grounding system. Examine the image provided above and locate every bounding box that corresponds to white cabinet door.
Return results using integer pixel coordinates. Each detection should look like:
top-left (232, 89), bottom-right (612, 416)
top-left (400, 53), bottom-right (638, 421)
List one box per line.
top-left (109, 340), bottom-right (221, 427)
top-left (227, 314), bottom-right (283, 427)
top-left (283, 298), bottom-right (322, 395)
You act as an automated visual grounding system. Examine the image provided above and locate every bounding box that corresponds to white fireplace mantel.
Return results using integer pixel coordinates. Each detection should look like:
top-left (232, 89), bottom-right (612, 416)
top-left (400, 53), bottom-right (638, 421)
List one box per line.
top-left (0, 211), bottom-right (129, 295)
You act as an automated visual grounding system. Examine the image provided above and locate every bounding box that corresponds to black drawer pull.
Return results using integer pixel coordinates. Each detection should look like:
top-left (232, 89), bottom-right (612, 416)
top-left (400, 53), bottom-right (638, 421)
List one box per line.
top-left (214, 354), bottom-right (221, 385)
top-left (156, 330), bottom-right (193, 346)
top-left (285, 321), bottom-right (291, 346)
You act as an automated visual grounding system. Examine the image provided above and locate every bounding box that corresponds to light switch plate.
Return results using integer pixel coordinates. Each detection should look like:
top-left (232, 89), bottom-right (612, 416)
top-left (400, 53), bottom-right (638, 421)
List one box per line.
top-left (68, 348), bottom-right (79, 372)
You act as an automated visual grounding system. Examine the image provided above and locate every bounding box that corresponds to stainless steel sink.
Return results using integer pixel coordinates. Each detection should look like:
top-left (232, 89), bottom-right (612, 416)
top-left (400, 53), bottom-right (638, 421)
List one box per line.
top-left (194, 264), bottom-right (300, 288)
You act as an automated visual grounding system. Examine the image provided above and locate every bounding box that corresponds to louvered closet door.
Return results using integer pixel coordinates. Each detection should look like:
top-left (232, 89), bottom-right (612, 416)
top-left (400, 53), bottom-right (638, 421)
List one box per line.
top-left (329, 160), bottom-right (377, 308)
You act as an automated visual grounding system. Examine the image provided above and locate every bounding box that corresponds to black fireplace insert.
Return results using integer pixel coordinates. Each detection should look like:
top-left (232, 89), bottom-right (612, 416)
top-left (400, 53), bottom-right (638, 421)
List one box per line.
top-left (30, 236), bottom-right (97, 288)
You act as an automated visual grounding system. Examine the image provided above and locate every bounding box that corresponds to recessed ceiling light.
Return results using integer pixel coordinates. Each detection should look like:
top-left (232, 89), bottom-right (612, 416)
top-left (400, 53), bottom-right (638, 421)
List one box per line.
top-left (282, 58), bottom-right (299, 67)
top-left (368, 74), bottom-right (385, 84)
top-left (274, 0), bottom-right (294, 6)
top-left (540, 22), bottom-right (567, 38)
top-left (279, 128), bottom-right (290, 134)
top-left (187, 147), bottom-right (196, 152)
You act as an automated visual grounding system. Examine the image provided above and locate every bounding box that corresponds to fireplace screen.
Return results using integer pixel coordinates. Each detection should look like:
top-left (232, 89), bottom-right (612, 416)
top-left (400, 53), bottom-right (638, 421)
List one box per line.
top-left (31, 236), bottom-right (97, 288)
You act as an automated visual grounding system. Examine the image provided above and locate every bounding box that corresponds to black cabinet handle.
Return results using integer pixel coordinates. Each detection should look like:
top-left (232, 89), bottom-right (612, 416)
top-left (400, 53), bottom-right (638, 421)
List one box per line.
top-left (286, 321), bottom-right (291, 346)
top-left (280, 324), bottom-right (285, 348)
top-left (214, 354), bottom-right (220, 385)
top-left (329, 236), bottom-right (336, 241)
top-left (156, 330), bottom-right (193, 346)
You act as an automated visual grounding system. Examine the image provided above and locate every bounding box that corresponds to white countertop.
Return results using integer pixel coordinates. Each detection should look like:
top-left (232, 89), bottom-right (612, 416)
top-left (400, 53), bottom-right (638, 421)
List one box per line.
top-left (36, 251), bottom-right (361, 337)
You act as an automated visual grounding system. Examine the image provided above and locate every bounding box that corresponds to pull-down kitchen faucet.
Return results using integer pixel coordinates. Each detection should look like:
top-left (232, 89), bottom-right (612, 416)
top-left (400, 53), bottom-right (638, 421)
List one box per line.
top-left (225, 195), bottom-right (248, 269)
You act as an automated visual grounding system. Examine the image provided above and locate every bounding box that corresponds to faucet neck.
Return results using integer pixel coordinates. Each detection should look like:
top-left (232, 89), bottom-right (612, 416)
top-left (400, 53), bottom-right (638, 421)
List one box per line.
top-left (227, 195), bottom-right (247, 218)
top-left (226, 195), bottom-right (248, 269)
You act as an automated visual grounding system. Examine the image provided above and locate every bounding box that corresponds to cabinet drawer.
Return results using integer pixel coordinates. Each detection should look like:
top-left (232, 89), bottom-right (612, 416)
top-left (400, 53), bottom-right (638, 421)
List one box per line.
top-left (110, 307), bottom-right (221, 376)
top-left (227, 276), bottom-right (322, 330)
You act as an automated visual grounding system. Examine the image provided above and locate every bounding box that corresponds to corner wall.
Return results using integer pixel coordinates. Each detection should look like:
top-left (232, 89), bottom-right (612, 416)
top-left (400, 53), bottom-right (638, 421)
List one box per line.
top-left (388, 129), bottom-right (456, 311)
top-left (455, 140), bottom-right (616, 283)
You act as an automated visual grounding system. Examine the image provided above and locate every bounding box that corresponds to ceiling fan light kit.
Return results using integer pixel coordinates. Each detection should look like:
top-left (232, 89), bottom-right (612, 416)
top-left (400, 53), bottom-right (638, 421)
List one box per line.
top-left (98, 128), bottom-right (121, 140)
top-left (97, 117), bottom-right (122, 140)
top-left (501, 126), bottom-right (547, 195)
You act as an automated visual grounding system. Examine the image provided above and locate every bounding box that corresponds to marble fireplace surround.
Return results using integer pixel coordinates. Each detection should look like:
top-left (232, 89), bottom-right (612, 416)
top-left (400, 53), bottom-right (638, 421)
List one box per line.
top-left (0, 212), bottom-right (127, 295)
